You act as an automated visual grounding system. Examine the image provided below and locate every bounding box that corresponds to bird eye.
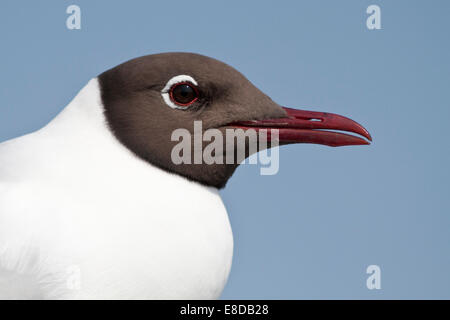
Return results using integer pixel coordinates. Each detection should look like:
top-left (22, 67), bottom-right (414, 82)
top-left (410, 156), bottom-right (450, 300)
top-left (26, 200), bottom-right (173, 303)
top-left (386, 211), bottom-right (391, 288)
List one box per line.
top-left (161, 75), bottom-right (199, 110)
top-left (170, 82), bottom-right (198, 106)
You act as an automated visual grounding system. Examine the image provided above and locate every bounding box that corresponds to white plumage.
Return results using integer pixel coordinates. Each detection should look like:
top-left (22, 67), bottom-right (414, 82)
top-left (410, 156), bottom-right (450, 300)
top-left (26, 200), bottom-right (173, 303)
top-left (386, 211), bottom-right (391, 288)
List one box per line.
top-left (0, 79), bottom-right (233, 299)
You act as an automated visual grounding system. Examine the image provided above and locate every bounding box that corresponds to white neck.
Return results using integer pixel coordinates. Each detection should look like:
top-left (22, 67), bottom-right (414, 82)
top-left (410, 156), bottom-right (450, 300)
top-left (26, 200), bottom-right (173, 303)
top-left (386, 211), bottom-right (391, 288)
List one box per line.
top-left (0, 79), bottom-right (233, 299)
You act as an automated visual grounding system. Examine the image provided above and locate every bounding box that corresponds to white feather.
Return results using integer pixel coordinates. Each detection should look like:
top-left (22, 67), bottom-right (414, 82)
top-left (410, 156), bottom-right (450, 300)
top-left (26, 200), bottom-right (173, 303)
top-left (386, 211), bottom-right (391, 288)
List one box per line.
top-left (0, 79), bottom-right (233, 299)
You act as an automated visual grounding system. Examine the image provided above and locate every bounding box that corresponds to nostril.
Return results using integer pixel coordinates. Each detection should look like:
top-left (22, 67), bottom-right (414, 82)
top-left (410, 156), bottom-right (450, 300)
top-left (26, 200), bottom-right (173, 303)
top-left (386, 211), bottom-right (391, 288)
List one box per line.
top-left (290, 116), bottom-right (323, 122)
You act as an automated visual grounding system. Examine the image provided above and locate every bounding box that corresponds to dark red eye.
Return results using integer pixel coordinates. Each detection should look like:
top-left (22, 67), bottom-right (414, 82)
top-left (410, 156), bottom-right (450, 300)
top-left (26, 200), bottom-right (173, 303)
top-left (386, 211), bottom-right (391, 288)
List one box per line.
top-left (169, 82), bottom-right (199, 106)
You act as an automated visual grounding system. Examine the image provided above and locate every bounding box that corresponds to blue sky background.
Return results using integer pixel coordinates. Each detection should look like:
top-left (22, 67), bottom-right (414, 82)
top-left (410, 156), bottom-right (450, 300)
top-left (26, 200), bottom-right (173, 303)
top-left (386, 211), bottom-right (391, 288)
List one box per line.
top-left (1, 0), bottom-right (449, 299)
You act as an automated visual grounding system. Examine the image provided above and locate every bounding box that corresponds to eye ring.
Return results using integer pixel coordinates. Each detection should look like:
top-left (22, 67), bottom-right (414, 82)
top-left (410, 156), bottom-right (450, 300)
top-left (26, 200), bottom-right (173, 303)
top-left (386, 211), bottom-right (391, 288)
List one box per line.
top-left (161, 75), bottom-right (199, 110)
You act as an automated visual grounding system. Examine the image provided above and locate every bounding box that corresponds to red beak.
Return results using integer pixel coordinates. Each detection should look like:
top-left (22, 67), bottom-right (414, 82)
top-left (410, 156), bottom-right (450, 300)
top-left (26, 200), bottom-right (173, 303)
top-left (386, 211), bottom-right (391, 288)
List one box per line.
top-left (231, 107), bottom-right (372, 147)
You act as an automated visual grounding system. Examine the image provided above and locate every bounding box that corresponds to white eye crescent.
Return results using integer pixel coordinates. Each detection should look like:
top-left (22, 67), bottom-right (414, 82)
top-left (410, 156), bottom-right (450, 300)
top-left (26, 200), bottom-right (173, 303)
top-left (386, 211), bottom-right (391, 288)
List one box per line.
top-left (161, 75), bottom-right (199, 109)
